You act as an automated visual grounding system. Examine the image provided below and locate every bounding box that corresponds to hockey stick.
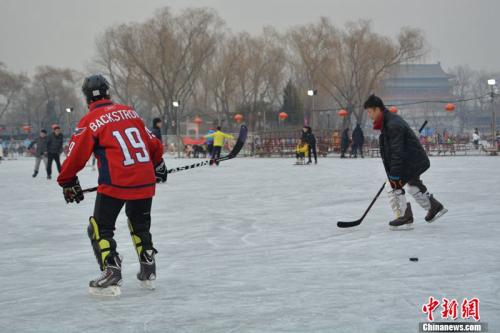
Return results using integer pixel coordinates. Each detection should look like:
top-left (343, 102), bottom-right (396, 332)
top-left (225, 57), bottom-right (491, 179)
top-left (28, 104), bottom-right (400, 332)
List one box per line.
top-left (337, 120), bottom-right (428, 228)
top-left (167, 124), bottom-right (247, 174)
top-left (82, 125), bottom-right (248, 194)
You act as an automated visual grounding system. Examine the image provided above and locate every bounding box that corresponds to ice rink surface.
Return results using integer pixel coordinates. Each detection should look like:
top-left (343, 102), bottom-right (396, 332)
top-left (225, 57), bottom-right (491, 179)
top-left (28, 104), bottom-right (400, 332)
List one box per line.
top-left (0, 156), bottom-right (499, 333)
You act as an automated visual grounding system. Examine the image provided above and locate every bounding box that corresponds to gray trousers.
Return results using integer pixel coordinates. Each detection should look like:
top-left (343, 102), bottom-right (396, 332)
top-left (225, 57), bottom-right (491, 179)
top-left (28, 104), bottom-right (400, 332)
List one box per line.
top-left (34, 156), bottom-right (47, 172)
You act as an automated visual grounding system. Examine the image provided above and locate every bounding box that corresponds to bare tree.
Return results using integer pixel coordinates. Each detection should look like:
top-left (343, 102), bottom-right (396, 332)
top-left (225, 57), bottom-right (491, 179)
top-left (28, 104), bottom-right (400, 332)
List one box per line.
top-left (288, 19), bottom-right (426, 128)
top-left (16, 66), bottom-right (81, 132)
top-left (95, 7), bottom-right (224, 134)
top-left (0, 63), bottom-right (28, 122)
top-left (232, 31), bottom-right (287, 131)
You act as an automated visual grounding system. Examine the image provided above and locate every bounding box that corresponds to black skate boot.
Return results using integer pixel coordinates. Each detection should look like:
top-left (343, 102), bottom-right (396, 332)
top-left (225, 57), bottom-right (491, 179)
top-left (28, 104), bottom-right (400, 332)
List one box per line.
top-left (89, 255), bottom-right (122, 296)
top-left (425, 195), bottom-right (448, 223)
top-left (389, 203), bottom-right (414, 230)
top-left (137, 249), bottom-right (157, 290)
top-left (32, 170), bottom-right (38, 178)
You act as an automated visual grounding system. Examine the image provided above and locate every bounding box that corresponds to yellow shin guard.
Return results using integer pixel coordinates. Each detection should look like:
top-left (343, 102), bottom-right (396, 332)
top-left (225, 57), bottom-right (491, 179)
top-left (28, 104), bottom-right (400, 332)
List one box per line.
top-left (127, 220), bottom-right (143, 258)
top-left (87, 217), bottom-right (112, 271)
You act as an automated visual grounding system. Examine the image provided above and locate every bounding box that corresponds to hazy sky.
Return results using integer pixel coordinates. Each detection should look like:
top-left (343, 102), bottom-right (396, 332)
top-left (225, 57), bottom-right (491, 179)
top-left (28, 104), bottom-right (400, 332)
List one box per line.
top-left (0, 0), bottom-right (498, 74)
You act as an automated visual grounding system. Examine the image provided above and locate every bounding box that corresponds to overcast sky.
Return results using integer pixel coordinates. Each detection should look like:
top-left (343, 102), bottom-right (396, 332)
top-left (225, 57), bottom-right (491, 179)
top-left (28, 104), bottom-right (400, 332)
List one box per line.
top-left (0, 0), bottom-right (498, 74)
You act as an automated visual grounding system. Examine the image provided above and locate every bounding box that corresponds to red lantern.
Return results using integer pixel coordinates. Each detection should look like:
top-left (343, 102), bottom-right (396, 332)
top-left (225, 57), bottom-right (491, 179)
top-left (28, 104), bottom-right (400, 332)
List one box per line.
top-left (234, 114), bottom-right (243, 123)
top-left (389, 106), bottom-right (398, 113)
top-left (22, 125), bottom-right (32, 133)
top-left (338, 109), bottom-right (348, 117)
top-left (278, 112), bottom-right (288, 121)
top-left (193, 116), bottom-right (203, 125)
top-left (445, 103), bottom-right (455, 112)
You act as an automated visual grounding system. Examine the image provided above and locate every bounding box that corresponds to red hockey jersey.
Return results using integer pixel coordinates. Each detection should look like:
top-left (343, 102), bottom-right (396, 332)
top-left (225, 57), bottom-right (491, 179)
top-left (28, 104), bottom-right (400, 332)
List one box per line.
top-left (57, 99), bottom-right (163, 200)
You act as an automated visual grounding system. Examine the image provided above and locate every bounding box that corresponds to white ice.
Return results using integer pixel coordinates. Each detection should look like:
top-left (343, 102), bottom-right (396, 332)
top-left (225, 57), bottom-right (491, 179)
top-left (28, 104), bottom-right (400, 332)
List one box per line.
top-left (0, 156), bottom-right (499, 332)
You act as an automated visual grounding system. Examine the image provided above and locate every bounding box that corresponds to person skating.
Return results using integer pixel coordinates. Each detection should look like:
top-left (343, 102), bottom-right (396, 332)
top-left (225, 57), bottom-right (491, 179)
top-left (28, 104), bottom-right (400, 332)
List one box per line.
top-left (340, 128), bottom-right (351, 158)
top-left (28, 129), bottom-right (48, 177)
top-left (351, 124), bottom-right (364, 158)
top-left (364, 94), bottom-right (447, 229)
top-left (472, 128), bottom-right (480, 149)
top-left (57, 74), bottom-right (167, 296)
top-left (205, 128), bottom-right (215, 157)
top-left (46, 126), bottom-right (64, 179)
top-left (295, 139), bottom-right (309, 165)
top-left (151, 117), bottom-right (163, 143)
top-left (301, 126), bottom-right (317, 164)
top-left (204, 126), bottom-right (234, 165)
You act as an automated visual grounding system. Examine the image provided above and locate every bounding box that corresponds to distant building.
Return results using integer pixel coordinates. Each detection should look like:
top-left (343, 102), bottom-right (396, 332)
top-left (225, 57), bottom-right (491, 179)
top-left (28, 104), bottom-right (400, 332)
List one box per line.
top-left (380, 63), bottom-right (456, 131)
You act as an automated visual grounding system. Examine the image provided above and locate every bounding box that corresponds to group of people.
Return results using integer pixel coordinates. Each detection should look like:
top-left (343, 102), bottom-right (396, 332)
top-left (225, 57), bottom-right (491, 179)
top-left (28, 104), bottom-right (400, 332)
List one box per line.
top-left (150, 117), bottom-right (234, 162)
top-left (27, 126), bottom-right (64, 179)
top-left (295, 124), bottom-right (365, 162)
top-left (46, 73), bottom-right (447, 297)
top-left (1, 137), bottom-right (34, 159)
top-left (295, 126), bottom-right (317, 164)
top-left (340, 124), bottom-right (365, 158)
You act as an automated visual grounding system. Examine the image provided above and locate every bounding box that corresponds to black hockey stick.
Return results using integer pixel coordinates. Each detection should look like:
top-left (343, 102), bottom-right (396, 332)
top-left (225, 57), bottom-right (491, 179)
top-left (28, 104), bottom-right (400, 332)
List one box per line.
top-left (337, 120), bottom-right (428, 228)
top-left (167, 124), bottom-right (247, 174)
top-left (82, 125), bottom-right (248, 193)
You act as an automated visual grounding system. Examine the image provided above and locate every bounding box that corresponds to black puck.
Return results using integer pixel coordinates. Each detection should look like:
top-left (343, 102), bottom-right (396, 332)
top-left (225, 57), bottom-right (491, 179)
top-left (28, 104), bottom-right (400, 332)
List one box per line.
top-left (409, 257), bottom-right (419, 262)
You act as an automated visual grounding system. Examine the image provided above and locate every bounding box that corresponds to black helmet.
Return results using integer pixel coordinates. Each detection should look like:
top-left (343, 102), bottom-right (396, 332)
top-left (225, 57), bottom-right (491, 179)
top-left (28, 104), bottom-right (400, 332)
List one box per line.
top-left (82, 74), bottom-right (110, 104)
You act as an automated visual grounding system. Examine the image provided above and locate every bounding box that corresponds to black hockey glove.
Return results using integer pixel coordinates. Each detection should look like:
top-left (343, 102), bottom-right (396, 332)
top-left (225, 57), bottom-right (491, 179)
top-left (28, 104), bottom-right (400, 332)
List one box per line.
top-left (155, 159), bottom-right (168, 183)
top-left (388, 175), bottom-right (404, 190)
top-left (62, 177), bottom-right (84, 203)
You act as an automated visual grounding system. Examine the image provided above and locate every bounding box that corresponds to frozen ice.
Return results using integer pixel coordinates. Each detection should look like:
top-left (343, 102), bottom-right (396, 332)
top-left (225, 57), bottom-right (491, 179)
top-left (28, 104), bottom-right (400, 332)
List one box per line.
top-left (0, 156), bottom-right (499, 332)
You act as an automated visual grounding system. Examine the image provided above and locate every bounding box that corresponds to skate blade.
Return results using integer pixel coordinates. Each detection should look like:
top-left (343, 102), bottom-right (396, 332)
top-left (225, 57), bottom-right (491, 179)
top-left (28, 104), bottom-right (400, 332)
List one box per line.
top-left (88, 285), bottom-right (121, 297)
top-left (390, 224), bottom-right (414, 231)
top-left (140, 280), bottom-right (155, 290)
top-left (427, 208), bottom-right (448, 223)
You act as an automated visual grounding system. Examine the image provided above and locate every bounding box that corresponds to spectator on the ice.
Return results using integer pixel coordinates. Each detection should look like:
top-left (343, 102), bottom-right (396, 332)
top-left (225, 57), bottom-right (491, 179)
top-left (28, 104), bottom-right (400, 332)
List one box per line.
top-left (295, 139), bottom-right (309, 165)
top-left (46, 126), bottom-right (64, 179)
top-left (2, 139), bottom-right (8, 158)
top-left (205, 128), bottom-right (215, 157)
top-left (351, 124), bottom-right (364, 158)
top-left (204, 126), bottom-right (234, 165)
top-left (8, 139), bottom-right (19, 159)
top-left (151, 118), bottom-right (162, 143)
top-left (301, 126), bottom-right (317, 164)
top-left (340, 128), bottom-right (351, 158)
top-left (184, 144), bottom-right (194, 158)
top-left (447, 136), bottom-right (456, 155)
top-left (472, 128), bottom-right (480, 149)
top-left (28, 129), bottom-right (48, 178)
top-left (23, 137), bottom-right (31, 152)
top-left (193, 144), bottom-right (205, 158)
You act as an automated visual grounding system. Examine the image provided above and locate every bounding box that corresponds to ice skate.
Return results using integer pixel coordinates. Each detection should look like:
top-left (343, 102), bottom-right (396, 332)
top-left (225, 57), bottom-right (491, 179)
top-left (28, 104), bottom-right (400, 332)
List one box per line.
top-left (32, 170), bottom-right (38, 178)
top-left (387, 186), bottom-right (413, 230)
top-left (89, 255), bottom-right (122, 296)
top-left (137, 250), bottom-right (156, 290)
top-left (389, 203), bottom-right (414, 230)
top-left (425, 195), bottom-right (448, 223)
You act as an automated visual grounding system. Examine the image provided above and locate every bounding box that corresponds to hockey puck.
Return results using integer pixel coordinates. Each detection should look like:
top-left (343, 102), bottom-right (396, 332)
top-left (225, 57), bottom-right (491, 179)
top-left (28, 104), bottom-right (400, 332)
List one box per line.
top-left (409, 257), bottom-right (419, 262)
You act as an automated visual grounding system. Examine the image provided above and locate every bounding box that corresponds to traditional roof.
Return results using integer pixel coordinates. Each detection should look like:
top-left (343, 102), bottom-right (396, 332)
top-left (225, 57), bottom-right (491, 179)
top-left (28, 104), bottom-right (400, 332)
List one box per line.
top-left (381, 63), bottom-right (455, 102)
top-left (385, 63), bottom-right (453, 80)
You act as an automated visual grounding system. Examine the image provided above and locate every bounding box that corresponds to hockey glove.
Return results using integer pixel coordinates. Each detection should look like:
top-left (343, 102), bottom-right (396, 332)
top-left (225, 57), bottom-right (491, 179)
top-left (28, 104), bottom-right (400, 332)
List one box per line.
top-left (62, 177), bottom-right (84, 203)
top-left (155, 159), bottom-right (168, 183)
top-left (388, 175), bottom-right (404, 190)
